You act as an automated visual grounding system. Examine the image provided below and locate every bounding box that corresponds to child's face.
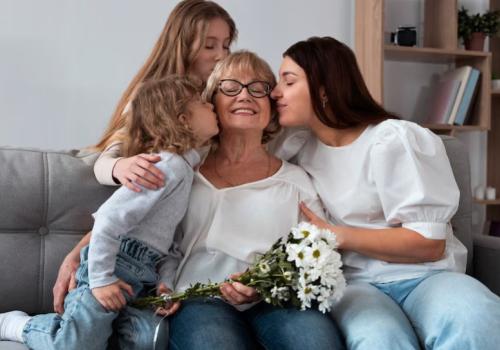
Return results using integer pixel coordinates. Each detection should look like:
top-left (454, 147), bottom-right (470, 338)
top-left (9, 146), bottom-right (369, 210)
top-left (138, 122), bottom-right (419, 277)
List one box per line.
top-left (186, 98), bottom-right (219, 144)
top-left (188, 18), bottom-right (231, 83)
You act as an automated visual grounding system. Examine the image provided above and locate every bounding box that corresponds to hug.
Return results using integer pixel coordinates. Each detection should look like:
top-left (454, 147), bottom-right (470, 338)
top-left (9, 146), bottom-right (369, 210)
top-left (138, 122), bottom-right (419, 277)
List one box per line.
top-left (1, 0), bottom-right (500, 349)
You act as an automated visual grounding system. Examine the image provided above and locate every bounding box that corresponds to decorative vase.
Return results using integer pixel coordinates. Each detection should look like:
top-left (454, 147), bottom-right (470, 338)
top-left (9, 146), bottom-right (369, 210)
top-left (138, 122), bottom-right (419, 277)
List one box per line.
top-left (464, 32), bottom-right (486, 51)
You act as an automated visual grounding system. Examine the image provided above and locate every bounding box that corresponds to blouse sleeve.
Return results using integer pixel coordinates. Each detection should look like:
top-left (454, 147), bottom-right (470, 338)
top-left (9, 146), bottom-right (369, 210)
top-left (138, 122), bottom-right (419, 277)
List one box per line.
top-left (369, 121), bottom-right (459, 239)
top-left (94, 142), bottom-right (123, 186)
top-left (268, 127), bottom-right (312, 161)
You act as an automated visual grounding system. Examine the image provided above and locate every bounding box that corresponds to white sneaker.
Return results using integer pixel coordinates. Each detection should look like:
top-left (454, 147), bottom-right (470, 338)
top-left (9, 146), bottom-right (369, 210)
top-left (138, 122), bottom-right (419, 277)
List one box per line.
top-left (0, 310), bottom-right (30, 342)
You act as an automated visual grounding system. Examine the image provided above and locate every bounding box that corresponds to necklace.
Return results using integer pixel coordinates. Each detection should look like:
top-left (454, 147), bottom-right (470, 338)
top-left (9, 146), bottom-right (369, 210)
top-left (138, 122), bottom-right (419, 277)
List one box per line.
top-left (214, 152), bottom-right (272, 187)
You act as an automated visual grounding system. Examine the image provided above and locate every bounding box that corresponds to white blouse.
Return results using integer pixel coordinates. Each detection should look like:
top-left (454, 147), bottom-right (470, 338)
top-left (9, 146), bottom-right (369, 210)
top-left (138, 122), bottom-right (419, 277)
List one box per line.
top-left (174, 161), bottom-right (326, 298)
top-left (275, 119), bottom-right (467, 284)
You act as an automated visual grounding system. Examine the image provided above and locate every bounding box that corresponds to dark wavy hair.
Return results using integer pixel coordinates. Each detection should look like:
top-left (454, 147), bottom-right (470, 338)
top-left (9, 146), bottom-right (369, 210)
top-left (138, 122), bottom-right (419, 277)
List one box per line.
top-left (283, 36), bottom-right (398, 129)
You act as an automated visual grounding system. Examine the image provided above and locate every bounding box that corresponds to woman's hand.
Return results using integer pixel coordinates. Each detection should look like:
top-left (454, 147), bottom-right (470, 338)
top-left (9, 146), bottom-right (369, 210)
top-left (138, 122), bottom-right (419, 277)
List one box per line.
top-left (299, 202), bottom-right (332, 231)
top-left (91, 280), bottom-right (134, 312)
top-left (113, 154), bottom-right (165, 192)
top-left (155, 283), bottom-right (181, 317)
top-left (53, 251), bottom-right (81, 314)
top-left (220, 273), bottom-right (260, 305)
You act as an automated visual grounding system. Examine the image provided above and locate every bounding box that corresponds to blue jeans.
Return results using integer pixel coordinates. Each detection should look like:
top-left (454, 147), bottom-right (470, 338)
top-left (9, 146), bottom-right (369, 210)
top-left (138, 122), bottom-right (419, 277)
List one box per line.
top-left (168, 297), bottom-right (345, 349)
top-left (331, 271), bottom-right (500, 349)
top-left (23, 238), bottom-right (165, 350)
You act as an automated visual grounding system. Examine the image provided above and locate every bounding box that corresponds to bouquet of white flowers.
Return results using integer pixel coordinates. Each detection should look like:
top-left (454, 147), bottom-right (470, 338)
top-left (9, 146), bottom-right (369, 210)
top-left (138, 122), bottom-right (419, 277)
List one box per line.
top-left (134, 222), bottom-right (346, 313)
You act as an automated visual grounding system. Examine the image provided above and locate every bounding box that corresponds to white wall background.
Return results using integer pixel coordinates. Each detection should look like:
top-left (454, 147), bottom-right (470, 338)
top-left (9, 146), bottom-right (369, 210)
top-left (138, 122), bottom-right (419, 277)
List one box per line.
top-left (0, 0), bottom-right (353, 150)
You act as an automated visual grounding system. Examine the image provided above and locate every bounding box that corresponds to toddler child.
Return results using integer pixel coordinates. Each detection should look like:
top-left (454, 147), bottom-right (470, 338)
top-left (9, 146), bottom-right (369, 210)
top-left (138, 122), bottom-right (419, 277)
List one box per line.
top-left (0, 75), bottom-right (219, 350)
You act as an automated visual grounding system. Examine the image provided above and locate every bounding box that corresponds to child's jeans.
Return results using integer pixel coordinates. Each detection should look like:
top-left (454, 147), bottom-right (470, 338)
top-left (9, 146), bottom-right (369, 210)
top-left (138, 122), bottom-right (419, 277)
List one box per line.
top-left (22, 238), bottom-right (166, 350)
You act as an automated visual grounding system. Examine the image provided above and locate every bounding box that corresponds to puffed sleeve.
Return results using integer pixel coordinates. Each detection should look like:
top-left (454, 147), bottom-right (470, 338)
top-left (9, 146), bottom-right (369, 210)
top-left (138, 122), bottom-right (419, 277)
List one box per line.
top-left (369, 120), bottom-right (459, 239)
top-left (267, 127), bottom-right (312, 161)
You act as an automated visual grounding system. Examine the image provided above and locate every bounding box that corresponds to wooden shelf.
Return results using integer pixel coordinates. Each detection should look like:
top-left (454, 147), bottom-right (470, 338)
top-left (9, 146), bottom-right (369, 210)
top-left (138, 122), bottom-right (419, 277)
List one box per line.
top-left (384, 45), bottom-right (491, 63)
top-left (475, 199), bottom-right (500, 205)
top-left (492, 90), bottom-right (500, 96)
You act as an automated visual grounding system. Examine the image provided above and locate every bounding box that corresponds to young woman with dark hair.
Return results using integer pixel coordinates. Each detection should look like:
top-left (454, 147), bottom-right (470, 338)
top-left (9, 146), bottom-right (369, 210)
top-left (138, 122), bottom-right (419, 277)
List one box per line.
top-left (271, 36), bottom-right (500, 350)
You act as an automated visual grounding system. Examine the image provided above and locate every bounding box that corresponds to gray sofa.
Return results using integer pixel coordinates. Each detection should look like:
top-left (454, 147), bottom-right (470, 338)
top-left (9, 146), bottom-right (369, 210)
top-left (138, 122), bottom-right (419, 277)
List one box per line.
top-left (1, 136), bottom-right (500, 349)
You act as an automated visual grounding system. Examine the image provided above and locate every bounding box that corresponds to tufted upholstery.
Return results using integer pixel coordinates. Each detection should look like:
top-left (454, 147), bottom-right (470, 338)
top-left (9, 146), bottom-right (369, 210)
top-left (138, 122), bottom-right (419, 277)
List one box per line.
top-left (0, 148), bottom-right (115, 315)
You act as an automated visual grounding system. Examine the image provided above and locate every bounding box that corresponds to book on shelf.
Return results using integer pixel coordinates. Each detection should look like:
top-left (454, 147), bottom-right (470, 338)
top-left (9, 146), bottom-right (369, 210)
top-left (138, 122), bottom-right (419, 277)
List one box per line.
top-left (424, 79), bottom-right (461, 125)
top-left (423, 66), bottom-right (480, 126)
top-left (440, 66), bottom-right (472, 125)
top-left (453, 68), bottom-right (480, 126)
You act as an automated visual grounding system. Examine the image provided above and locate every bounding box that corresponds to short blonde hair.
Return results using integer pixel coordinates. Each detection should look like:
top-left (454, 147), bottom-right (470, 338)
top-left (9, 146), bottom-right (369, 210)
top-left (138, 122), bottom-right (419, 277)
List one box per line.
top-left (203, 50), bottom-right (281, 144)
top-left (122, 76), bottom-right (202, 156)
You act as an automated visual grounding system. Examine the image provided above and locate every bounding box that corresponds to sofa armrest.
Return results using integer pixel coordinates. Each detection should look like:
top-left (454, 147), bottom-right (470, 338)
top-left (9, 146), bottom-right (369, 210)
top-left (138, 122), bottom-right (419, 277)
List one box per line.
top-left (473, 235), bottom-right (500, 296)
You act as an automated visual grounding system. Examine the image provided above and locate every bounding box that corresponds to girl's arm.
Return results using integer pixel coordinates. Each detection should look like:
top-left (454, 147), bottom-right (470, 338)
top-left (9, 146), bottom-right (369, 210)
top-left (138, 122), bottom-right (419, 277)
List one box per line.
top-left (94, 142), bottom-right (165, 192)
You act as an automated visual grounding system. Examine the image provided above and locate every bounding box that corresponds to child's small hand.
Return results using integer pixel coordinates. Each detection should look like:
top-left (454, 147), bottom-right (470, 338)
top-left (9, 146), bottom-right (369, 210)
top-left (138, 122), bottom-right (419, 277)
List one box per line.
top-left (155, 283), bottom-right (180, 317)
top-left (92, 280), bottom-right (134, 312)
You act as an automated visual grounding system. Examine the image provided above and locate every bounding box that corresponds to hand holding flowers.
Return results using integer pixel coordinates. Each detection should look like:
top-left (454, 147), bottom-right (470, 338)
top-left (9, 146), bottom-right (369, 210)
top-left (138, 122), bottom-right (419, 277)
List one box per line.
top-left (133, 221), bottom-right (345, 314)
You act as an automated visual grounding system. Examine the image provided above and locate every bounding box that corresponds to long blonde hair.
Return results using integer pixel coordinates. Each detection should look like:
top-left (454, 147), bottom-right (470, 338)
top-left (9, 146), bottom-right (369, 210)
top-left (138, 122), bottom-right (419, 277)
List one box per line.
top-left (122, 76), bottom-right (202, 157)
top-left (95, 0), bottom-right (237, 151)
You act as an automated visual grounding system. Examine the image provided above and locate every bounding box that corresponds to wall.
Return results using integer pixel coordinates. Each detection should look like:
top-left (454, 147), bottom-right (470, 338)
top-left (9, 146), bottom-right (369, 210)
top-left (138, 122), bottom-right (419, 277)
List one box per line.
top-left (0, 0), bottom-right (353, 150)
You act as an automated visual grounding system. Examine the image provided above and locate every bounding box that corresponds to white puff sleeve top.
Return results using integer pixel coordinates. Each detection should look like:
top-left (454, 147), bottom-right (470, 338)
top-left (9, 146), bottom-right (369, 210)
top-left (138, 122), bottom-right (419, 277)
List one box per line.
top-left (295, 119), bottom-right (467, 283)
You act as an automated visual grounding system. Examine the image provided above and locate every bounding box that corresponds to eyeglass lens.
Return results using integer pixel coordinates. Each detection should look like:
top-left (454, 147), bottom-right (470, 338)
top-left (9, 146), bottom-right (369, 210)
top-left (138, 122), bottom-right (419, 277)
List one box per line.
top-left (219, 79), bottom-right (270, 98)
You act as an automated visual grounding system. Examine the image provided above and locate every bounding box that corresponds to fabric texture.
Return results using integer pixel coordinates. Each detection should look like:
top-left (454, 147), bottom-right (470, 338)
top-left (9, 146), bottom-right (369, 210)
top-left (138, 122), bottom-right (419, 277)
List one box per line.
top-left (169, 298), bottom-right (345, 350)
top-left (294, 120), bottom-right (467, 283)
top-left (89, 150), bottom-right (199, 289)
top-left (174, 161), bottom-right (325, 305)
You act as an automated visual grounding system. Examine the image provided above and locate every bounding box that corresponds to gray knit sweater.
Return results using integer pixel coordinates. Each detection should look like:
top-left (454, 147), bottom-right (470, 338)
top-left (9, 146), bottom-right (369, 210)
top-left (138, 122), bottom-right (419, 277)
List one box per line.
top-left (88, 150), bottom-right (200, 290)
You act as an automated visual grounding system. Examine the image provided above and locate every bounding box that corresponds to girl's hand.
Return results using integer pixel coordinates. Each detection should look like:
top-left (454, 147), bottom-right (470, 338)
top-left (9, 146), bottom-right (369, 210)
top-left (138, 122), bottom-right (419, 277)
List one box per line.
top-left (53, 251), bottom-right (80, 314)
top-left (113, 154), bottom-right (164, 192)
top-left (220, 273), bottom-right (260, 305)
top-left (299, 202), bottom-right (331, 230)
top-left (92, 280), bottom-right (134, 312)
top-left (155, 283), bottom-right (180, 317)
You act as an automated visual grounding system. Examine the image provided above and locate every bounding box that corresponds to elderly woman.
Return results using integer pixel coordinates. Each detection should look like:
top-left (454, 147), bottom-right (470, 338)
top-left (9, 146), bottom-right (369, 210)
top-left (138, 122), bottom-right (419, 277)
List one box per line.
top-left (167, 51), bottom-right (344, 349)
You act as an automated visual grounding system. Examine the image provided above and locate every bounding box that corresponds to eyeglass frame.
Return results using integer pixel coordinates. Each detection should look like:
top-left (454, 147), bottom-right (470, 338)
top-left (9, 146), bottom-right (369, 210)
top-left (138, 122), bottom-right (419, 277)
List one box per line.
top-left (217, 79), bottom-right (272, 98)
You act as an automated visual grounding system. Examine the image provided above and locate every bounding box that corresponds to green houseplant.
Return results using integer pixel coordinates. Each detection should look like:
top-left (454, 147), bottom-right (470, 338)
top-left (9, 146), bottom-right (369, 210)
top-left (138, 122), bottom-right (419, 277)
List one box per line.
top-left (458, 6), bottom-right (500, 51)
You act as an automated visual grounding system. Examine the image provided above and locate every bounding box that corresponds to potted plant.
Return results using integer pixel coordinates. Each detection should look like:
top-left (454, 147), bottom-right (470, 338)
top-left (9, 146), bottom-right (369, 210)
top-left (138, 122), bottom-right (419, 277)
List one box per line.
top-left (493, 73), bottom-right (500, 92)
top-left (458, 6), bottom-right (500, 51)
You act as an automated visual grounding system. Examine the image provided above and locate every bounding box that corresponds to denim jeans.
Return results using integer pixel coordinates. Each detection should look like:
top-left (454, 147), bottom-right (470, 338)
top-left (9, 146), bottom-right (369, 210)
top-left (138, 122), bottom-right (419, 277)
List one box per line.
top-left (331, 271), bottom-right (500, 350)
top-left (168, 297), bottom-right (345, 350)
top-left (23, 238), bottom-right (165, 350)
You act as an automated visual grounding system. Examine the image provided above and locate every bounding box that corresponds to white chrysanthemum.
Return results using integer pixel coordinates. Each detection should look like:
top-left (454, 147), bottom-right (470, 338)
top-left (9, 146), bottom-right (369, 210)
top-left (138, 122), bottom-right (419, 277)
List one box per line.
top-left (297, 283), bottom-right (319, 310)
top-left (258, 261), bottom-right (271, 274)
top-left (286, 243), bottom-right (308, 268)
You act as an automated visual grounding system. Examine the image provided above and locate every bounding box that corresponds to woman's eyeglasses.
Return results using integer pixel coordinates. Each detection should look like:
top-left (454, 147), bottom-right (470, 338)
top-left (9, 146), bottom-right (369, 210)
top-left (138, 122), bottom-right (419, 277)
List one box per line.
top-left (218, 79), bottom-right (271, 98)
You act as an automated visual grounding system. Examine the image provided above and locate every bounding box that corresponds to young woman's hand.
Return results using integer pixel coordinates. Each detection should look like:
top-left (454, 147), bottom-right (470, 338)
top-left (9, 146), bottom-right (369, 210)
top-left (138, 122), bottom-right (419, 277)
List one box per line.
top-left (299, 202), bottom-right (332, 230)
top-left (53, 250), bottom-right (80, 314)
top-left (113, 154), bottom-right (165, 192)
top-left (220, 272), bottom-right (260, 305)
top-left (155, 283), bottom-right (181, 317)
top-left (91, 280), bottom-right (134, 312)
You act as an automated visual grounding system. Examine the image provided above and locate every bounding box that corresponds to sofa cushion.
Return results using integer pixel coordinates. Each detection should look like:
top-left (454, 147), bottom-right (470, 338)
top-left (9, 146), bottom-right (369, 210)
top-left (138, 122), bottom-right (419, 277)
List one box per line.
top-left (0, 147), bottom-right (115, 314)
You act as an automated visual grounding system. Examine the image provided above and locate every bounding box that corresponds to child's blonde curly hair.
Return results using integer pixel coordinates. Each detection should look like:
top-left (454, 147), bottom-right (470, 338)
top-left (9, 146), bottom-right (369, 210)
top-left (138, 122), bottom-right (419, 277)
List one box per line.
top-left (122, 75), bottom-right (202, 156)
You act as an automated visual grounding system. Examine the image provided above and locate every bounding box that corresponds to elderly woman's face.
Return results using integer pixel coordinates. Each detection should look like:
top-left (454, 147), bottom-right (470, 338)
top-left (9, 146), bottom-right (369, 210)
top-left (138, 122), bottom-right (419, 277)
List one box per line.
top-left (214, 71), bottom-right (272, 134)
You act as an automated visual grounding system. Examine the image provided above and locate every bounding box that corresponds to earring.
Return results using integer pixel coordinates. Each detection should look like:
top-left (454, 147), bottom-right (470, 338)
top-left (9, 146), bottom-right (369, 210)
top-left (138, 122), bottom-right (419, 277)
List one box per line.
top-left (322, 98), bottom-right (328, 108)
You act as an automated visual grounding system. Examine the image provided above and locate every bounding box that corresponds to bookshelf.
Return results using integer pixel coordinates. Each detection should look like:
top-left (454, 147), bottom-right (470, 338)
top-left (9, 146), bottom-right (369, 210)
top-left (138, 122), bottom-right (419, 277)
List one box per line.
top-left (355, 0), bottom-right (500, 234)
top-left (487, 0), bottom-right (500, 224)
top-left (355, 0), bottom-right (491, 134)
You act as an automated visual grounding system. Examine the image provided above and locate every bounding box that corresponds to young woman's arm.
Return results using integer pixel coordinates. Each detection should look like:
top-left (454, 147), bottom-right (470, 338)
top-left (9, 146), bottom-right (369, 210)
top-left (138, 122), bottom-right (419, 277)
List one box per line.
top-left (300, 204), bottom-right (445, 263)
top-left (53, 231), bottom-right (91, 314)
